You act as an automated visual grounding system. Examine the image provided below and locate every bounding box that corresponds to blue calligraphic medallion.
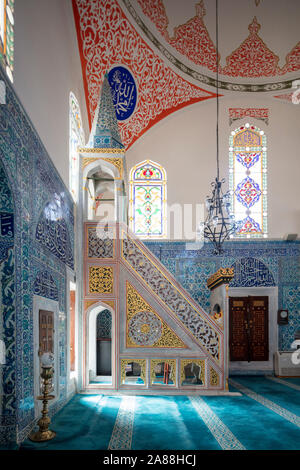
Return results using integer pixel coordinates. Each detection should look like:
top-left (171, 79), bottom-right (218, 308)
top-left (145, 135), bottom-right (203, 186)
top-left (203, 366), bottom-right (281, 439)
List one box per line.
top-left (108, 66), bottom-right (137, 120)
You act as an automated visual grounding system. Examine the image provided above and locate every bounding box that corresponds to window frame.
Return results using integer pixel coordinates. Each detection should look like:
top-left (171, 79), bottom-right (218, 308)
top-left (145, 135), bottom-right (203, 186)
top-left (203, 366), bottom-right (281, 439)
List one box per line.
top-left (0, 0), bottom-right (14, 82)
top-left (129, 159), bottom-right (167, 239)
top-left (69, 91), bottom-right (85, 202)
top-left (229, 122), bottom-right (268, 238)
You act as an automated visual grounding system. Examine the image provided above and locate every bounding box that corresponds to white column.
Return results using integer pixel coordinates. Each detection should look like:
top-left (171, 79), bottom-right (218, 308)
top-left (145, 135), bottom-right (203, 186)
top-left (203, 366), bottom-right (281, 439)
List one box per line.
top-left (114, 179), bottom-right (123, 222)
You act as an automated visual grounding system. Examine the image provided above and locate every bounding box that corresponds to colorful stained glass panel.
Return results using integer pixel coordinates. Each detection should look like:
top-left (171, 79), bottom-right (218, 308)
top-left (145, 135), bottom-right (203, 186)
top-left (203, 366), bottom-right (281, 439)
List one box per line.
top-left (133, 185), bottom-right (163, 236)
top-left (0, 1), bottom-right (5, 46)
top-left (0, 0), bottom-right (14, 82)
top-left (69, 92), bottom-right (85, 202)
top-left (130, 160), bottom-right (166, 238)
top-left (133, 163), bottom-right (163, 181)
top-left (229, 124), bottom-right (267, 238)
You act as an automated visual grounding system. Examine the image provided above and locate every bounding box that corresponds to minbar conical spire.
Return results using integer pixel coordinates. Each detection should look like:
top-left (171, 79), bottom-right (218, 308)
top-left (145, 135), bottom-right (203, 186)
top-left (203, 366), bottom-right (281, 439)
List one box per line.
top-left (87, 73), bottom-right (124, 149)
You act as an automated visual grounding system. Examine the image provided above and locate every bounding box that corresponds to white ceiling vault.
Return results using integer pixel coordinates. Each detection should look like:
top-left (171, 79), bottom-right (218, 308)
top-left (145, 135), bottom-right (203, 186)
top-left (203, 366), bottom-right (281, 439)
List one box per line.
top-left (124, 0), bottom-right (300, 85)
top-left (73, 0), bottom-right (300, 148)
top-left (157, 0), bottom-right (299, 72)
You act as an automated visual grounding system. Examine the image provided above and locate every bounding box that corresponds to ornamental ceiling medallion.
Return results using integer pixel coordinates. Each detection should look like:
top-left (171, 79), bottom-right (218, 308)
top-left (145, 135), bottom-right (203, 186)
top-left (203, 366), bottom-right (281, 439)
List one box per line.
top-left (126, 281), bottom-right (187, 348)
top-left (138, 0), bottom-right (216, 72)
top-left (133, 0), bottom-right (299, 79)
top-left (73, 0), bottom-right (216, 150)
top-left (222, 17), bottom-right (279, 78)
top-left (273, 93), bottom-right (293, 103)
top-left (74, 0), bottom-right (300, 150)
top-left (137, 0), bottom-right (218, 72)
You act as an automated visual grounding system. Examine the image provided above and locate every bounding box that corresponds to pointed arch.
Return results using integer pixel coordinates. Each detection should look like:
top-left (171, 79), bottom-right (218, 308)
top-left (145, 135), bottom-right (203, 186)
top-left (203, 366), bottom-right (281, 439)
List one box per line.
top-left (129, 160), bottom-right (167, 238)
top-left (84, 301), bottom-right (116, 388)
top-left (229, 123), bottom-right (267, 238)
top-left (230, 258), bottom-right (275, 287)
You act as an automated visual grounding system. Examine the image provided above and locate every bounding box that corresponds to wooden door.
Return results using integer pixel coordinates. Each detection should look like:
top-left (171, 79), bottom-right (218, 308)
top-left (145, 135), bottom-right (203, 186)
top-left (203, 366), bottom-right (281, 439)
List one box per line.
top-left (229, 297), bottom-right (249, 361)
top-left (249, 296), bottom-right (269, 361)
top-left (229, 296), bottom-right (268, 362)
top-left (39, 310), bottom-right (54, 355)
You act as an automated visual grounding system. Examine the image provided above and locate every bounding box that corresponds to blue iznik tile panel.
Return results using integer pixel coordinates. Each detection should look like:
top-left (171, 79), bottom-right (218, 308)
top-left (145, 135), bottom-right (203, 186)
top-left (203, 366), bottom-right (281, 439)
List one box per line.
top-left (145, 240), bottom-right (300, 353)
top-left (0, 66), bottom-right (74, 445)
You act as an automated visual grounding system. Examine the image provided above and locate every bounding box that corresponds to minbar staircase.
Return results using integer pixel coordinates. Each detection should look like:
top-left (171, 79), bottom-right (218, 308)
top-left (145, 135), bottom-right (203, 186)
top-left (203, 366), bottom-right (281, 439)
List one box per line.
top-left (82, 222), bottom-right (228, 393)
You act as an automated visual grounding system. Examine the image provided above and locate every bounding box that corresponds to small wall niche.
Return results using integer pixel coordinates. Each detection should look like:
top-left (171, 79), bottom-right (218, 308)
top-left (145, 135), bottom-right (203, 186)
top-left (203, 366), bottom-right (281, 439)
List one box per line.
top-left (120, 359), bottom-right (146, 385)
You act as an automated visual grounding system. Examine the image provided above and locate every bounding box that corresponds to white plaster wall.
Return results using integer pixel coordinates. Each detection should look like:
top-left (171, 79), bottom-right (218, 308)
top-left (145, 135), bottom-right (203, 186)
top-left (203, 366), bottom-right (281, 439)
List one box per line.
top-left (13, 0), bottom-right (89, 187)
top-left (126, 96), bottom-right (300, 239)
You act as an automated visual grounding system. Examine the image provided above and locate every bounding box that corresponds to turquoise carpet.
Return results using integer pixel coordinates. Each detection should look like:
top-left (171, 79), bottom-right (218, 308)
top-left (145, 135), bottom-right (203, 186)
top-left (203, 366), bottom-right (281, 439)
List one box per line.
top-left (20, 377), bottom-right (300, 450)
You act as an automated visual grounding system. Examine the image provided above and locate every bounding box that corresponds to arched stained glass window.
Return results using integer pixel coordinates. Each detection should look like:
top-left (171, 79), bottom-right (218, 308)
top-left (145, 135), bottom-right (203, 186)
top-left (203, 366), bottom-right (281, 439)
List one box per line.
top-left (229, 123), bottom-right (267, 238)
top-left (69, 92), bottom-right (85, 202)
top-left (0, 0), bottom-right (14, 82)
top-left (129, 160), bottom-right (167, 238)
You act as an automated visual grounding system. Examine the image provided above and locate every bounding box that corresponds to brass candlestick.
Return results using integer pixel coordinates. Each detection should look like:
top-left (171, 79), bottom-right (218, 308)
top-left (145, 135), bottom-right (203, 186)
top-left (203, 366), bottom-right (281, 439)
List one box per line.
top-left (29, 365), bottom-right (56, 442)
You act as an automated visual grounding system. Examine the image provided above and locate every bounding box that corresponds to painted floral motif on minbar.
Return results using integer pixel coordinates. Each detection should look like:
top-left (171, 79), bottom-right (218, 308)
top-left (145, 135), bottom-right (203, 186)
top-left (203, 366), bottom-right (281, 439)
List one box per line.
top-left (122, 234), bottom-right (220, 361)
top-left (88, 266), bottom-right (114, 294)
top-left (126, 282), bottom-right (186, 348)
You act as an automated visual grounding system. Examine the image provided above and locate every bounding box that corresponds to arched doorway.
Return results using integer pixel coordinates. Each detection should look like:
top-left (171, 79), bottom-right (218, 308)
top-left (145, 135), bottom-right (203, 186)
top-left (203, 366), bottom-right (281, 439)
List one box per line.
top-left (96, 309), bottom-right (112, 381)
top-left (86, 303), bottom-right (115, 388)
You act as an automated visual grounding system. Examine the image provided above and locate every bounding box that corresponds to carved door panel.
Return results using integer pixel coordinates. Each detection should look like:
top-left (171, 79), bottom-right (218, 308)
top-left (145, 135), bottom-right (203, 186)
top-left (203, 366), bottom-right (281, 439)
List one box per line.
top-left (39, 310), bottom-right (54, 355)
top-left (248, 297), bottom-right (269, 361)
top-left (229, 296), bottom-right (268, 362)
top-left (229, 297), bottom-right (249, 361)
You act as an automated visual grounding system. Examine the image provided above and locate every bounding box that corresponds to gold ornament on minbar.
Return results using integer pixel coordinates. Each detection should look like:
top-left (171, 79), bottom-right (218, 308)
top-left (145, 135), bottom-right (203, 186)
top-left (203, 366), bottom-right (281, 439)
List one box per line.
top-left (29, 366), bottom-right (56, 442)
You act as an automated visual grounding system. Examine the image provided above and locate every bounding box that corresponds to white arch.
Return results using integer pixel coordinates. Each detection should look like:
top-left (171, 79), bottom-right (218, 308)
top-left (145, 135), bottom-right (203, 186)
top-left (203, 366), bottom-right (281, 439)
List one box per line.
top-left (82, 159), bottom-right (121, 221)
top-left (85, 301), bottom-right (116, 388)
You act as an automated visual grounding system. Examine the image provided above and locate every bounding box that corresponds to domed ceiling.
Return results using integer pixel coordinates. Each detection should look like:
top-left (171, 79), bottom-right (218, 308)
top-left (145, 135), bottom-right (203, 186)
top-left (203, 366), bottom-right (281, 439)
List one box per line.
top-left (73, 0), bottom-right (300, 148)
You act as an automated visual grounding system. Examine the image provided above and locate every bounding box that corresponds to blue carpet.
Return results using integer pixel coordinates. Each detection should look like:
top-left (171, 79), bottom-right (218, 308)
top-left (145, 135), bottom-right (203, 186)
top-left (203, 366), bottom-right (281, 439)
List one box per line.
top-left (232, 376), bottom-right (300, 416)
top-left (21, 395), bottom-right (122, 450)
top-left (202, 391), bottom-right (298, 450)
top-left (277, 377), bottom-right (300, 387)
top-left (131, 395), bottom-right (219, 450)
top-left (20, 377), bottom-right (300, 450)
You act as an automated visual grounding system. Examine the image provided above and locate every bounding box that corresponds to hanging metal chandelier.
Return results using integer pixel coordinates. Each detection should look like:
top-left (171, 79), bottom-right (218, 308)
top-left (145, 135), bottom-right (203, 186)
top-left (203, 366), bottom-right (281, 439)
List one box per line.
top-left (199, 0), bottom-right (237, 254)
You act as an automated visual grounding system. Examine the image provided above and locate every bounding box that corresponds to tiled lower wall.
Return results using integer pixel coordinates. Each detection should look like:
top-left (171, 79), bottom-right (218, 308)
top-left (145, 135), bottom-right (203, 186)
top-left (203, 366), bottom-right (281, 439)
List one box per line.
top-left (145, 240), bottom-right (300, 352)
top-left (0, 66), bottom-right (74, 445)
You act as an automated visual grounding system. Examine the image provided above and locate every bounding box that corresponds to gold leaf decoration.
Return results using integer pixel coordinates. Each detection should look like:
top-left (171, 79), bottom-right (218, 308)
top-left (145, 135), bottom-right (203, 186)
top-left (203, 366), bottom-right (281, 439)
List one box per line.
top-left (210, 366), bottom-right (220, 387)
top-left (126, 282), bottom-right (187, 348)
top-left (89, 266), bottom-right (114, 294)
